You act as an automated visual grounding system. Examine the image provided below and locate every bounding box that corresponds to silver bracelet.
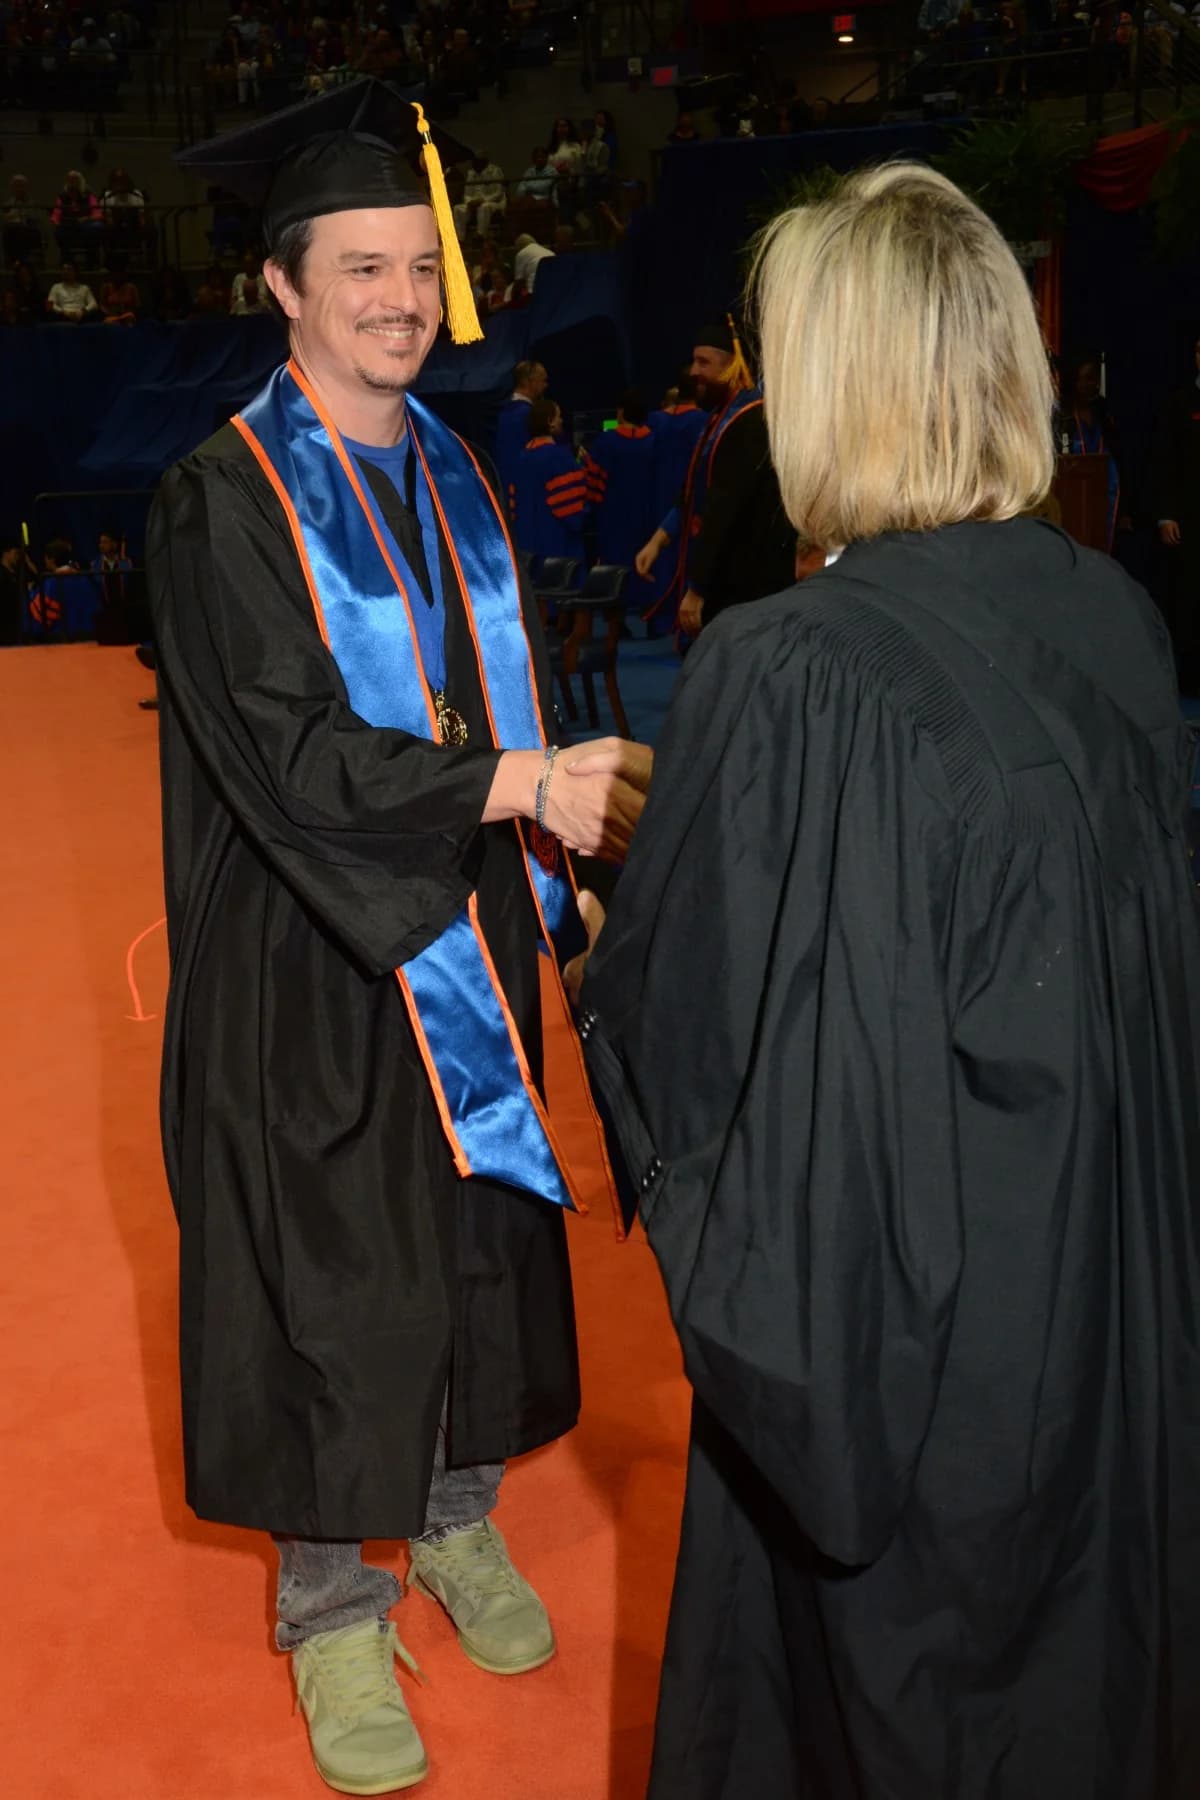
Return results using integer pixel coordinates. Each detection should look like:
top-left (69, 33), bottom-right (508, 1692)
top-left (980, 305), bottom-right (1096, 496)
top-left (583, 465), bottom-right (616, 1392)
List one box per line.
top-left (535, 745), bottom-right (560, 831)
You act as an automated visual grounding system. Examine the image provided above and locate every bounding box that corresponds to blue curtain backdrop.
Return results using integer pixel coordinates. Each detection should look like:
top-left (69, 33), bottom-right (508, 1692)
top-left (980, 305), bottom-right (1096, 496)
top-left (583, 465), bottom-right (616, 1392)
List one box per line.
top-left (0, 251), bottom-right (631, 556)
top-left (5, 127), bottom-right (1198, 596)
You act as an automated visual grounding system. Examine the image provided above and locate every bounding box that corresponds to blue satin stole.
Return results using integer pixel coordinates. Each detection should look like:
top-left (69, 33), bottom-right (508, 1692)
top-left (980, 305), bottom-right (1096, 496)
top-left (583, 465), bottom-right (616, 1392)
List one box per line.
top-left (234, 360), bottom-right (596, 1213)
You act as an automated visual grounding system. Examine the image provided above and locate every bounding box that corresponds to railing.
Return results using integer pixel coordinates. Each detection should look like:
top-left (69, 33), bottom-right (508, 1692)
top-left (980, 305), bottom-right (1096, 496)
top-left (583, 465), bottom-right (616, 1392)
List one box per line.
top-left (2, 202), bottom-right (213, 278)
top-left (1131, 0), bottom-right (1200, 126)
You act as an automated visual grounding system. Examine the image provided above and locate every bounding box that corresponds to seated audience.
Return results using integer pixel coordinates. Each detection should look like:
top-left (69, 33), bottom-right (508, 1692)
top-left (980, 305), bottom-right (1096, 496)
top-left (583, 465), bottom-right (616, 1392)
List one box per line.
top-left (8, 259), bottom-right (45, 326)
top-left (69, 18), bottom-right (117, 64)
top-left (454, 152), bottom-right (507, 241)
top-left (516, 146), bottom-right (558, 206)
top-left (46, 261), bottom-right (100, 322)
top-left (192, 263), bottom-right (232, 317)
top-left (100, 260), bottom-right (140, 324)
top-left (52, 170), bottom-right (104, 264)
top-left (153, 265), bottom-right (193, 321)
top-left (513, 231), bottom-right (554, 293)
top-left (230, 249), bottom-right (269, 315)
top-left (3, 174), bottom-right (42, 265)
top-left (512, 398), bottom-right (589, 559)
top-left (0, 290), bottom-right (24, 327)
top-left (102, 167), bottom-right (148, 259)
top-left (668, 111), bottom-right (702, 144)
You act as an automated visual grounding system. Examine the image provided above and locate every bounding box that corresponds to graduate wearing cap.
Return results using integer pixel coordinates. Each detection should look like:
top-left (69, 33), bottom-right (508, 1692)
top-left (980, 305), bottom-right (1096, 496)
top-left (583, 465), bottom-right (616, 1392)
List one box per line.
top-left (636, 319), bottom-right (795, 640)
top-left (146, 78), bottom-right (649, 1798)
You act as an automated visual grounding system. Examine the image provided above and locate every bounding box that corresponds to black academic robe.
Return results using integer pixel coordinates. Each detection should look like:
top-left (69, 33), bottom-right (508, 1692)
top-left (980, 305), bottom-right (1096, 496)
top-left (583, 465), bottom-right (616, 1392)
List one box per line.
top-left (582, 519), bottom-right (1200, 1799)
top-left (146, 422), bottom-right (579, 1541)
top-left (690, 402), bottom-right (795, 620)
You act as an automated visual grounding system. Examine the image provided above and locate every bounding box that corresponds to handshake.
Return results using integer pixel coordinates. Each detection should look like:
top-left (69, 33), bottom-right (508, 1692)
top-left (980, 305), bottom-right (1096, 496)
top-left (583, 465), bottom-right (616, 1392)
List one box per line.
top-left (542, 737), bottom-right (653, 864)
top-left (489, 736), bottom-right (653, 867)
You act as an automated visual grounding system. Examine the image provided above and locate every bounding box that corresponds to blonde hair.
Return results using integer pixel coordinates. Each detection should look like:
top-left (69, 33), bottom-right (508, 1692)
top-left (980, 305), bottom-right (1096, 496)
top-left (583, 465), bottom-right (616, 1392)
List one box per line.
top-left (749, 162), bottom-right (1054, 548)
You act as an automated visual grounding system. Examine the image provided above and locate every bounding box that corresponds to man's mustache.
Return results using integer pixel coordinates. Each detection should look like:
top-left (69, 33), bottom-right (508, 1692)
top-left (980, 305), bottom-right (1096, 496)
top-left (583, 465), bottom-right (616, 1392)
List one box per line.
top-left (356, 314), bottom-right (425, 333)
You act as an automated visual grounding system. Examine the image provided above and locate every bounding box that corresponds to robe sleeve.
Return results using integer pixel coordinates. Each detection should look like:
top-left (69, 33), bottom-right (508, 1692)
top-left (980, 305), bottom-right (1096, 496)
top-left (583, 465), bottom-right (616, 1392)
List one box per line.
top-left (582, 597), bottom-right (965, 1566)
top-left (148, 451), bottom-right (503, 977)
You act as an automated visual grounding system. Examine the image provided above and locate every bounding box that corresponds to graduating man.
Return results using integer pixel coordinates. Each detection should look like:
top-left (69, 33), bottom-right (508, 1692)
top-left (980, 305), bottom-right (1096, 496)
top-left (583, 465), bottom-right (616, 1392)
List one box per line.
top-left (582, 389), bottom-right (658, 571)
top-left (148, 79), bottom-right (646, 1798)
top-left (636, 320), bottom-right (795, 638)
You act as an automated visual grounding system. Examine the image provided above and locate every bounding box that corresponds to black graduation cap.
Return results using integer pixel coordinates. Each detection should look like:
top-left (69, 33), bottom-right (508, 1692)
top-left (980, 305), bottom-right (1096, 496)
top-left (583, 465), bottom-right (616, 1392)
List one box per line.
top-left (693, 314), bottom-right (754, 387)
top-left (176, 79), bottom-right (482, 343)
top-left (694, 319), bottom-right (735, 354)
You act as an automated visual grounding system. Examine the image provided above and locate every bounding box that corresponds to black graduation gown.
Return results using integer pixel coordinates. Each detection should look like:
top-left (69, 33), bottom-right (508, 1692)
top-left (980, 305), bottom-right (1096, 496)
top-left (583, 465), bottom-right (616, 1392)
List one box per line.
top-left (146, 422), bottom-right (579, 1541)
top-left (582, 519), bottom-right (1200, 1799)
top-left (690, 402), bottom-right (795, 621)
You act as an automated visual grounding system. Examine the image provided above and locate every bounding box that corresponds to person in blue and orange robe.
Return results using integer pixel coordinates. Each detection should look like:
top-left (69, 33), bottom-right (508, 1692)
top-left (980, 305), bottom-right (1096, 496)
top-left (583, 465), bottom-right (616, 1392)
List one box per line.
top-left (581, 388), bottom-right (658, 570)
top-left (511, 397), bottom-right (590, 560)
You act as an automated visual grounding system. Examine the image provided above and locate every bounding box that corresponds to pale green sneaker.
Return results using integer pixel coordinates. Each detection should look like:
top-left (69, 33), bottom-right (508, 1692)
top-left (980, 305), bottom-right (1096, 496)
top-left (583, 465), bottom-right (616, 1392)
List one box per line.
top-left (408, 1518), bottom-right (556, 1675)
top-left (292, 1617), bottom-right (428, 1796)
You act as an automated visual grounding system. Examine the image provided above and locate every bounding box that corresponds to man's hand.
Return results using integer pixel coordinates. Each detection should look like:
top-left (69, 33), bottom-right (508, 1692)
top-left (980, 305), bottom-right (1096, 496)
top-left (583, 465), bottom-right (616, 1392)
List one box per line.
top-left (1161, 520), bottom-right (1182, 548)
top-left (635, 528), bottom-right (670, 581)
top-left (563, 888), bottom-right (605, 1004)
top-left (678, 588), bottom-right (705, 637)
top-left (543, 759), bottom-right (644, 864)
top-left (562, 736), bottom-right (654, 794)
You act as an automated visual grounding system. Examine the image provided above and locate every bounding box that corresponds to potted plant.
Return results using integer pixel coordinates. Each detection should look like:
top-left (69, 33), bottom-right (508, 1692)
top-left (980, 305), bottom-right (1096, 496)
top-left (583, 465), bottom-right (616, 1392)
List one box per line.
top-left (932, 115), bottom-right (1095, 261)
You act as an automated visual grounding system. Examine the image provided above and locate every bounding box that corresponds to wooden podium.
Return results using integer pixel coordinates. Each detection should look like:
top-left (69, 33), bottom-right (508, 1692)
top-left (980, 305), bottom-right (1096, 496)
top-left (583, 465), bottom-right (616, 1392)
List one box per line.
top-left (1052, 453), bottom-right (1111, 551)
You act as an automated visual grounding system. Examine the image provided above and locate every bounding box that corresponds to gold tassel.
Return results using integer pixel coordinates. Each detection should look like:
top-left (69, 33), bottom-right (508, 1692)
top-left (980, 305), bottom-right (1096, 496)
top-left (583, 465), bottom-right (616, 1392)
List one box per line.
top-left (413, 100), bottom-right (484, 346)
top-left (726, 311), bottom-right (754, 394)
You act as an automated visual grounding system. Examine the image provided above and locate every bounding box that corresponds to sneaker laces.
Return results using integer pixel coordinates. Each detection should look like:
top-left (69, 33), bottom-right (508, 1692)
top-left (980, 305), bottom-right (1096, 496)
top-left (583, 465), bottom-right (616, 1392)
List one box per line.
top-left (422, 1523), bottom-right (524, 1600)
top-left (302, 1622), bottom-right (421, 1724)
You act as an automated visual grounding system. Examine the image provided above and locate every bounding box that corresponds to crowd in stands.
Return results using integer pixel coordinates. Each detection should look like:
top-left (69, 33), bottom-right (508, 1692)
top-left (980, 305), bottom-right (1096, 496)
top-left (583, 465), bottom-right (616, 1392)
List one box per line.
top-left (909, 0), bottom-right (1200, 102)
top-left (1, 1), bottom-right (158, 111)
top-left (203, 0), bottom-right (555, 118)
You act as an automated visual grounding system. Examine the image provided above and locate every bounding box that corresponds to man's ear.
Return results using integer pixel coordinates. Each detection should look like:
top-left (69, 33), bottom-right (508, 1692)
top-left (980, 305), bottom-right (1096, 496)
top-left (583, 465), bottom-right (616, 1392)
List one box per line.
top-left (263, 257), bottom-right (301, 321)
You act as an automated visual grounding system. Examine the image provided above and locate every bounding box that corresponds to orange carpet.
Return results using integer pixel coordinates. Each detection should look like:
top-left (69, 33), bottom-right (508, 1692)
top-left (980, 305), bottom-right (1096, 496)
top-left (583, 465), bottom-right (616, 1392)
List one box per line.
top-left (1, 647), bottom-right (690, 1800)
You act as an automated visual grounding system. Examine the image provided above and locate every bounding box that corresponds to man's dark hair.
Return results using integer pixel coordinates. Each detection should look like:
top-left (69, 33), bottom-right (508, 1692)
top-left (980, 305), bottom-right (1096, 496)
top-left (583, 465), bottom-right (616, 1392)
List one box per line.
top-left (45, 536), bottom-right (73, 567)
top-left (676, 370), bottom-right (698, 404)
top-left (264, 219), bottom-right (311, 325)
top-left (528, 397), bottom-right (558, 439)
top-left (618, 387), bottom-right (649, 426)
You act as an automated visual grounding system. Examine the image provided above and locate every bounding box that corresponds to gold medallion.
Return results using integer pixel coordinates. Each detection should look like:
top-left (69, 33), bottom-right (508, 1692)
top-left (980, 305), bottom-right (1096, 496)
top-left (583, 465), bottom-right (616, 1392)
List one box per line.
top-left (433, 690), bottom-right (469, 747)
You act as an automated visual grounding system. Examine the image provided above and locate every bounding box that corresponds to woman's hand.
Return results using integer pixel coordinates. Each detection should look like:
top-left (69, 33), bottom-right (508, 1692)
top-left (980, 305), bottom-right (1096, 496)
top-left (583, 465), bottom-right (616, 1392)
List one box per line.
top-left (562, 736), bottom-right (654, 794)
top-left (563, 888), bottom-right (605, 1004)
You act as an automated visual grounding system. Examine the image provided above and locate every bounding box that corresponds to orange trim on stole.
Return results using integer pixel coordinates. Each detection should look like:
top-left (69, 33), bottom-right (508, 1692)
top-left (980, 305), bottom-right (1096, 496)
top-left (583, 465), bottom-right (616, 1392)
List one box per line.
top-left (285, 359), bottom-right (442, 740)
top-left (418, 428), bottom-right (623, 1232)
top-left (230, 395), bottom-right (474, 1180)
top-left (230, 415), bottom-right (333, 651)
top-left (467, 895), bottom-right (589, 1217)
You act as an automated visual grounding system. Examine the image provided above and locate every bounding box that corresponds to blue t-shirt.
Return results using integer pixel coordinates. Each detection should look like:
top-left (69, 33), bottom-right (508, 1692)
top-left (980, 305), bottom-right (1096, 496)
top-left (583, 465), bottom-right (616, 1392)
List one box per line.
top-left (343, 432), bottom-right (447, 692)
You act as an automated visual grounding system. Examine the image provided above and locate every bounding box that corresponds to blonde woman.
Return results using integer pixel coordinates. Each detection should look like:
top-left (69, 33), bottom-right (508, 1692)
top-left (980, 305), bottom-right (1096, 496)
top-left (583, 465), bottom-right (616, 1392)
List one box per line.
top-left (581, 164), bottom-right (1200, 1798)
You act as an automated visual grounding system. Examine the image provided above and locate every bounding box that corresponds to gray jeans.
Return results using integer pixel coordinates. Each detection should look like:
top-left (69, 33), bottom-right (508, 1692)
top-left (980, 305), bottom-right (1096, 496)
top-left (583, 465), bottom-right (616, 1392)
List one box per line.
top-left (274, 1411), bottom-right (503, 1650)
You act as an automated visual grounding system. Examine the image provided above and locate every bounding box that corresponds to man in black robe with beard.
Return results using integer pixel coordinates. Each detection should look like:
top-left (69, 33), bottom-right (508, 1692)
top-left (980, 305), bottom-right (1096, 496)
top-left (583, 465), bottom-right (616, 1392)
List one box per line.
top-left (146, 80), bottom-right (646, 1798)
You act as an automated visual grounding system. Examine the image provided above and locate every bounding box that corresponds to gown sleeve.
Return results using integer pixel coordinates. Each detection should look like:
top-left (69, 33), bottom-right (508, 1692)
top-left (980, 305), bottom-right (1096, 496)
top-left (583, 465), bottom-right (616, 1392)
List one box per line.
top-left (582, 597), bottom-right (966, 1566)
top-left (148, 451), bottom-right (504, 977)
